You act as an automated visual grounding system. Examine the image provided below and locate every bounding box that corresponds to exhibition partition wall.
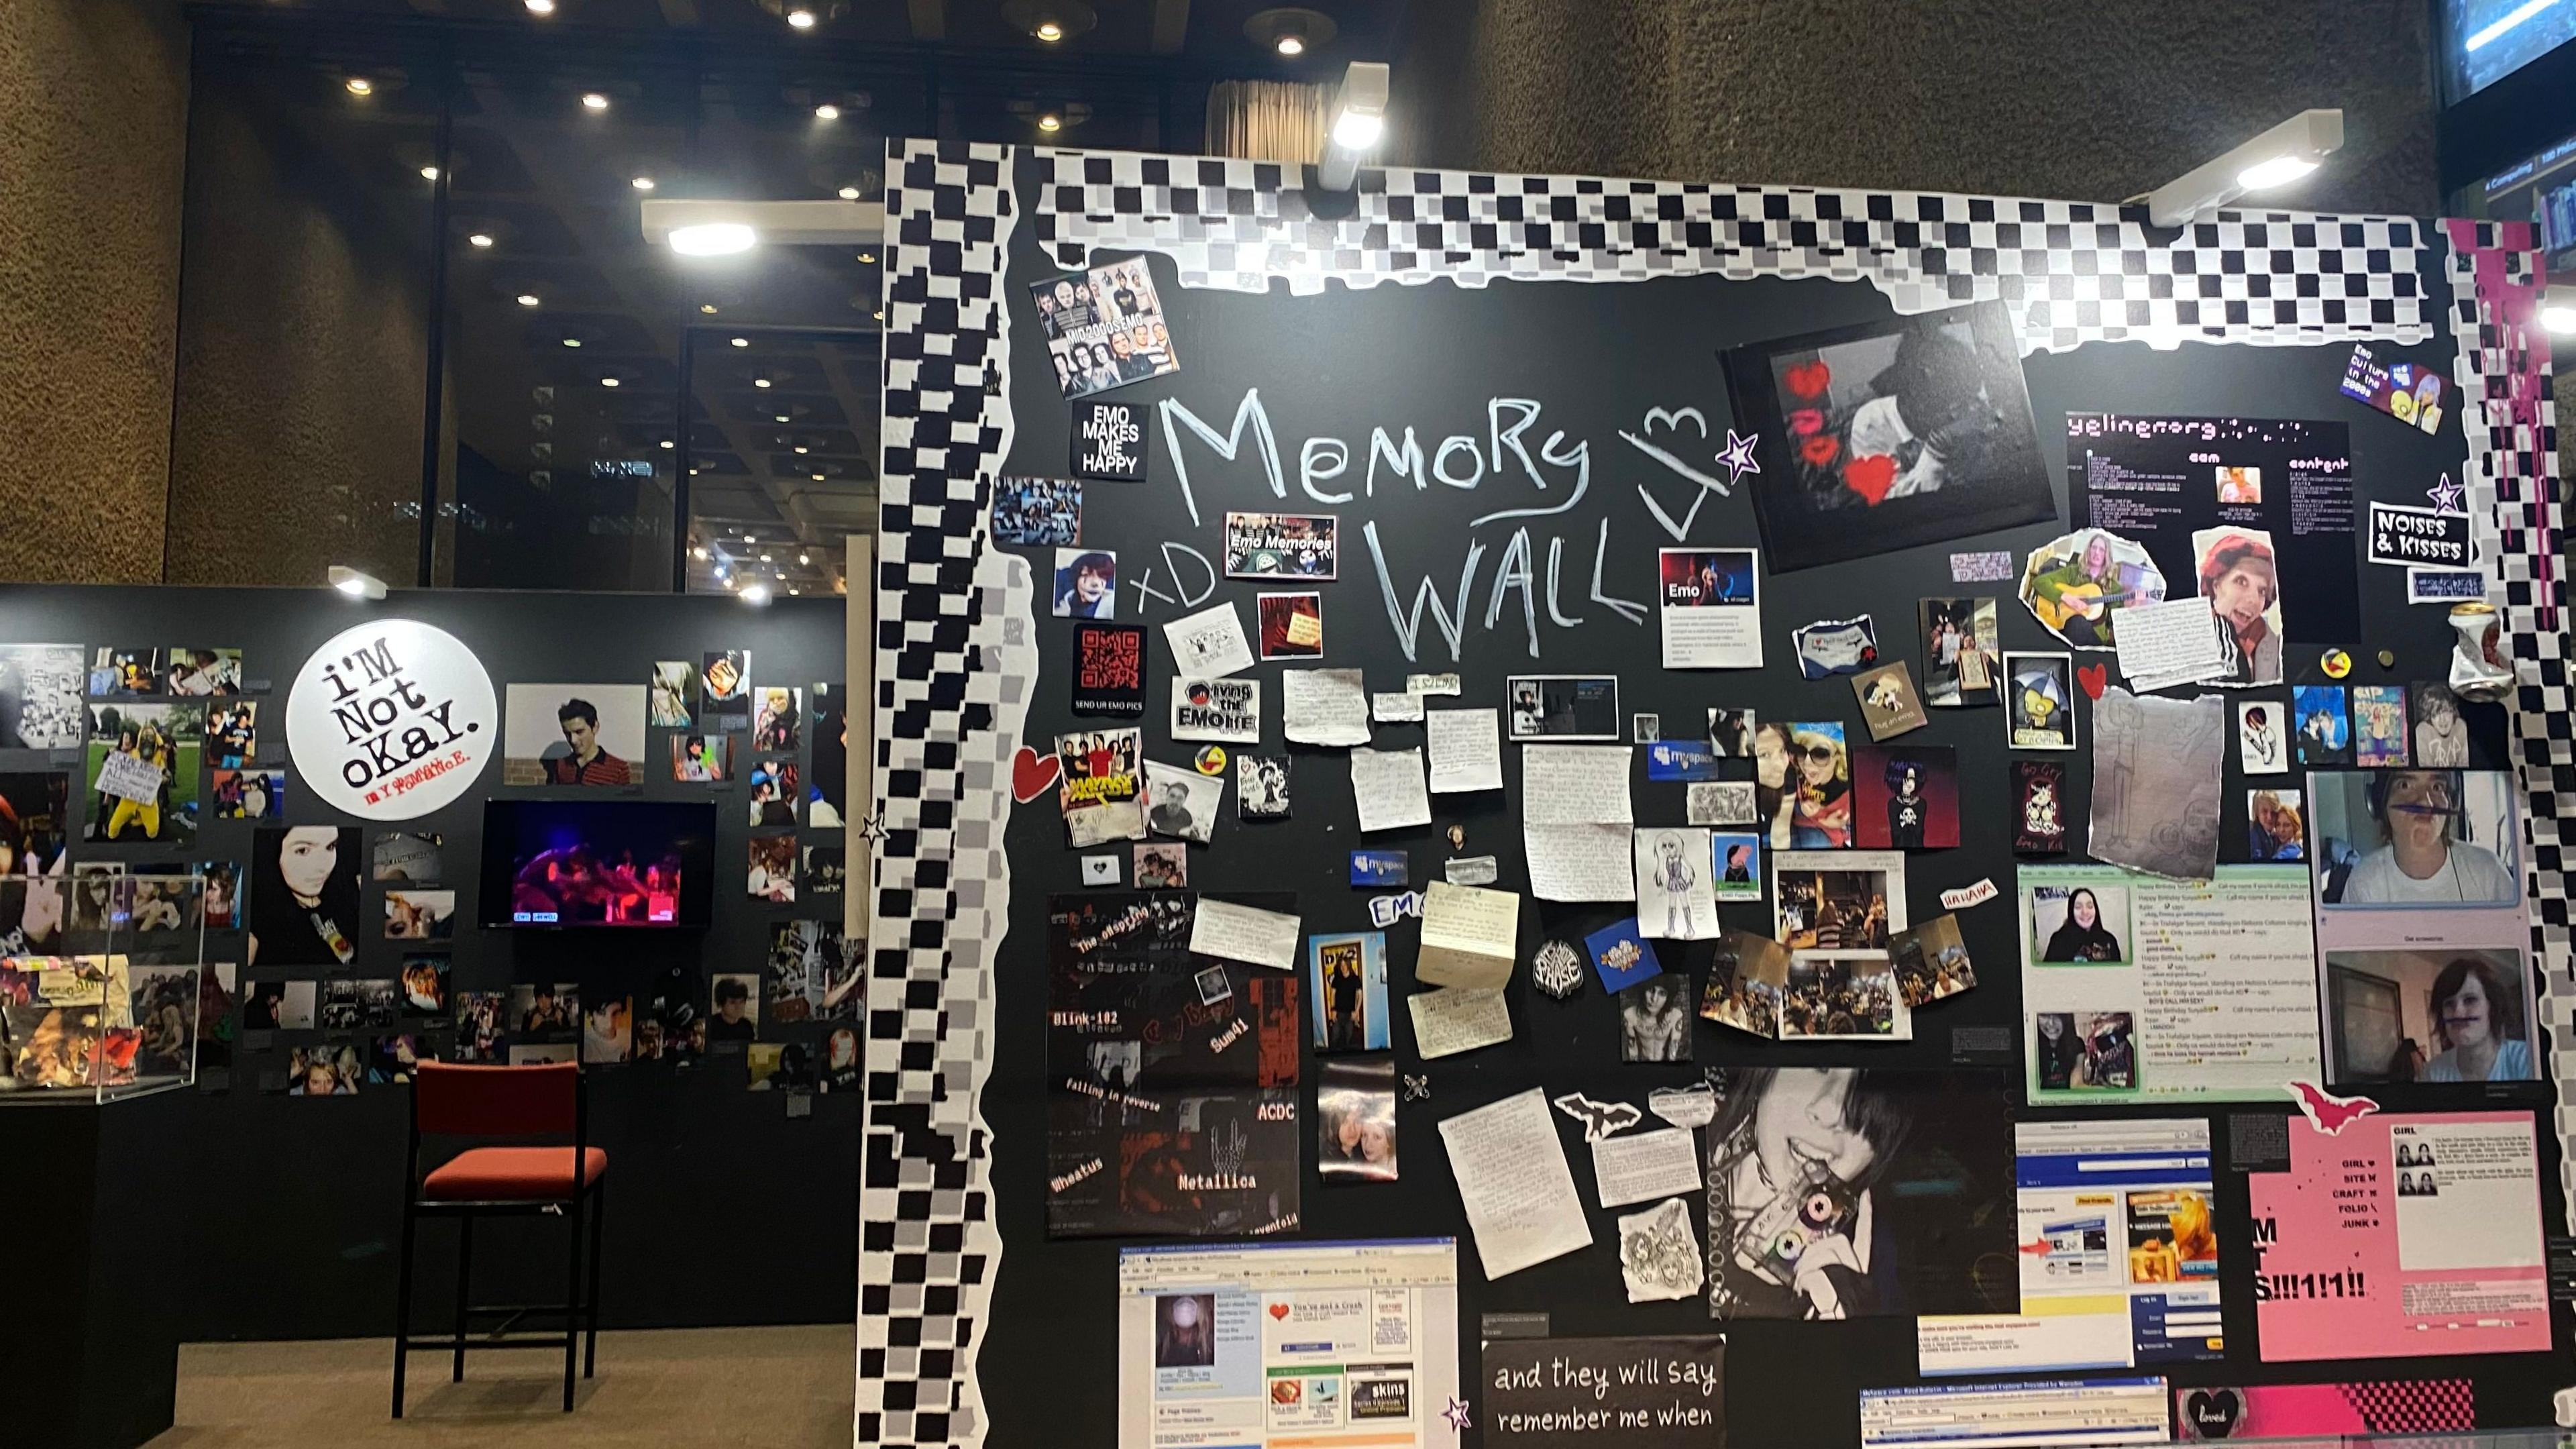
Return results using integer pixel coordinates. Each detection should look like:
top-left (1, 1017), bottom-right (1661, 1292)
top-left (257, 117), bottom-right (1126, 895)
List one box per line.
top-left (861, 139), bottom-right (2568, 1448)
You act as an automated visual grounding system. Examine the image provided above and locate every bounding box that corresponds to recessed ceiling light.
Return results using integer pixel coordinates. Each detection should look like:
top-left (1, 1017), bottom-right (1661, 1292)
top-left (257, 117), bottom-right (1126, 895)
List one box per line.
top-left (1037, 113), bottom-right (1063, 132)
top-left (581, 92), bottom-right (609, 111)
top-left (774, 570), bottom-right (786, 580)
top-left (798, 552), bottom-right (811, 565)
top-left (562, 337), bottom-right (582, 347)
top-left (788, 588), bottom-right (800, 596)
top-left (872, 310), bottom-right (884, 321)
top-left (730, 336), bottom-right (749, 347)
top-left (1276, 34), bottom-right (1305, 55)
top-left (812, 472), bottom-right (825, 482)
top-left (600, 376), bottom-right (621, 387)
top-left (631, 175), bottom-right (656, 191)
top-left (525, 0), bottom-right (555, 13)
top-left (814, 104), bottom-right (841, 120)
top-left (467, 233), bottom-right (494, 248)
top-left (659, 439), bottom-right (674, 449)
top-left (793, 445), bottom-right (808, 454)
top-left (420, 165), bottom-right (441, 180)
top-left (760, 553), bottom-right (773, 563)
top-left (754, 378), bottom-right (772, 388)
top-left (692, 546), bottom-right (709, 560)
top-left (1036, 19), bottom-right (1064, 40)
top-left (837, 186), bottom-right (862, 200)
top-left (345, 77), bottom-right (374, 96)
top-left (700, 303), bottom-right (718, 314)
top-left (517, 293), bottom-right (541, 307)
top-left (857, 252), bottom-right (875, 263)
top-left (743, 533), bottom-right (755, 543)
top-left (775, 413), bottom-right (789, 422)
top-left (786, 7), bottom-right (816, 28)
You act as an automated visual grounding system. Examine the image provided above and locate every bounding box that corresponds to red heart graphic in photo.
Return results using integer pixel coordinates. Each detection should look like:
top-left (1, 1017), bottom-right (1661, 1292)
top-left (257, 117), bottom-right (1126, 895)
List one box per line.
top-left (2076, 663), bottom-right (2108, 700)
top-left (1268, 1303), bottom-right (1291, 1321)
top-left (1841, 453), bottom-right (1897, 506)
top-left (1010, 746), bottom-right (1061, 803)
top-left (1784, 360), bottom-right (1832, 399)
top-left (1799, 434), bottom-right (1841, 468)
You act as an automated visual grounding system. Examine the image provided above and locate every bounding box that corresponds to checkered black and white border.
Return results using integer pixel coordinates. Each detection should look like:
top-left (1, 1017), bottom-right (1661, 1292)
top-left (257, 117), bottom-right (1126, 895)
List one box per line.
top-left (865, 146), bottom-right (2557, 1448)
top-left (2443, 221), bottom-right (2571, 1223)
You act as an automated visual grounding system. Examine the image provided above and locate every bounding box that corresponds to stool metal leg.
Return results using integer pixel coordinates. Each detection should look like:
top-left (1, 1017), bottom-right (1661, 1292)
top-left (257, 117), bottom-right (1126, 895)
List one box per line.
top-left (391, 1197), bottom-right (417, 1418)
top-left (584, 1182), bottom-right (605, 1379)
top-left (452, 1215), bottom-right (474, 1383)
top-left (562, 1189), bottom-right (584, 1412)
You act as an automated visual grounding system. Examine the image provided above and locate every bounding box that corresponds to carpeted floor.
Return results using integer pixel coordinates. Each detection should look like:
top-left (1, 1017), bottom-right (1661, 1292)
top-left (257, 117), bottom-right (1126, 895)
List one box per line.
top-left (148, 1324), bottom-right (853, 1447)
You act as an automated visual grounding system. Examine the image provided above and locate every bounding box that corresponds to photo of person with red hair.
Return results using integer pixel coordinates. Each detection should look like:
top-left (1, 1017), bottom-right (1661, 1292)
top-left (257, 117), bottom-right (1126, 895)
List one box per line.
top-left (2194, 527), bottom-right (2282, 686)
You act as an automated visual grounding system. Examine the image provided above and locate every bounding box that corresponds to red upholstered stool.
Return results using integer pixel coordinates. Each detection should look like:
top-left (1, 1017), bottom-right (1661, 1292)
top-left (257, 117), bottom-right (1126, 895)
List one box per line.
top-left (392, 1062), bottom-right (606, 1417)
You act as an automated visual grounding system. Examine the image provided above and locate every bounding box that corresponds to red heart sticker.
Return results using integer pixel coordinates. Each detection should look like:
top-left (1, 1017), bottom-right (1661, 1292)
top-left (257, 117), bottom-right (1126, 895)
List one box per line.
top-left (1010, 745), bottom-right (1061, 804)
top-left (1268, 1303), bottom-right (1291, 1321)
top-left (1842, 453), bottom-right (1897, 506)
top-left (1784, 360), bottom-right (1831, 399)
top-left (2076, 663), bottom-right (2108, 700)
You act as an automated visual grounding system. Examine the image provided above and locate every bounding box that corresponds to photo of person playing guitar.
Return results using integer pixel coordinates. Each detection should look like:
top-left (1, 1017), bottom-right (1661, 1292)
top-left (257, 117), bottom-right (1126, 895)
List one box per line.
top-left (2025, 529), bottom-right (2161, 647)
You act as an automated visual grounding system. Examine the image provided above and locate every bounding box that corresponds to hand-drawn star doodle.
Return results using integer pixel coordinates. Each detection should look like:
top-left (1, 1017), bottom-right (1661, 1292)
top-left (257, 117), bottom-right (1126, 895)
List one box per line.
top-left (1715, 429), bottom-right (1762, 488)
top-left (1442, 1397), bottom-right (1474, 1432)
top-left (857, 814), bottom-right (891, 841)
top-left (2426, 472), bottom-right (2465, 516)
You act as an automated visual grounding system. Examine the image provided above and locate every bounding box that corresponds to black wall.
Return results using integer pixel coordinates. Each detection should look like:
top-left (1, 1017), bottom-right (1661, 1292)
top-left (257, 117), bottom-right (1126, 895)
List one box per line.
top-left (0, 586), bottom-right (856, 1342)
top-left (981, 157), bottom-right (2563, 1449)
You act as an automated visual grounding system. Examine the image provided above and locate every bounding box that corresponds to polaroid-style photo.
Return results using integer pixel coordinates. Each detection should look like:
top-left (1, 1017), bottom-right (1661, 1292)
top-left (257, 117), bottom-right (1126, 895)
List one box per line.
top-left (2034, 1011), bottom-right (2137, 1091)
top-left (1853, 745), bottom-right (1960, 850)
top-left (1919, 597), bottom-right (2001, 706)
top-left (2309, 768), bottom-right (2519, 908)
top-left (647, 659), bottom-right (697, 728)
top-left (2352, 684), bottom-right (2410, 769)
top-left (1633, 713), bottom-right (1662, 744)
top-left (994, 476), bottom-right (1083, 547)
top-left (1707, 707), bottom-right (1756, 757)
top-left (753, 687), bottom-right (803, 752)
top-left (672, 734), bottom-right (735, 783)
top-left (1142, 759), bottom-right (1221, 844)
top-left (747, 836), bottom-right (797, 903)
top-left (2412, 683), bottom-right (2469, 767)
top-left (1223, 513), bottom-right (1337, 579)
top-left (1133, 842), bottom-right (1187, 888)
top-left (1851, 661), bottom-right (1929, 741)
top-left (1756, 721), bottom-right (1850, 849)
top-left (210, 767), bottom-right (282, 820)
top-left (248, 826), bottom-right (362, 967)
top-left (1348, 850), bottom-right (1407, 888)
top-left (1688, 781), bottom-right (1757, 827)
top-left (701, 651), bottom-right (751, 726)
top-left (2004, 653), bottom-right (2076, 751)
top-left (90, 647), bottom-right (162, 697)
top-left (0, 644), bottom-right (87, 748)
top-left (2019, 529), bottom-right (2168, 651)
top-left (500, 684), bottom-right (645, 786)
top-left (163, 647), bottom-right (242, 697)
top-left (1791, 614), bottom-right (1879, 680)
top-left (1890, 913), bottom-right (1975, 1008)
top-left (2292, 685), bottom-right (2351, 766)
top-left (1711, 834), bottom-right (1762, 901)
top-left (748, 760), bottom-right (800, 826)
top-left (2237, 700), bottom-right (2288, 775)
top-left (2248, 789), bottom-right (2306, 861)
top-left (1699, 930), bottom-right (1788, 1038)
top-left (1235, 755), bottom-right (1291, 819)
top-left (400, 955), bottom-right (449, 1016)
top-left (706, 974), bottom-right (759, 1042)
top-left (2321, 946), bottom-right (2536, 1084)
top-left (2012, 759), bottom-right (2069, 855)
top-left (1505, 675), bottom-right (1620, 741)
top-left (1317, 1055), bottom-right (1398, 1183)
top-left (1052, 549), bottom-right (1118, 620)
top-left (1192, 963), bottom-right (1233, 1008)
top-left (1256, 593), bottom-right (1324, 660)
top-left (85, 702), bottom-right (205, 845)
top-left (384, 889), bottom-right (456, 941)
top-left (1308, 932), bottom-right (1389, 1053)
top-left (2192, 527), bottom-right (2284, 687)
top-left (1634, 827), bottom-right (1721, 940)
top-left (1030, 260), bottom-right (1179, 400)
top-left (1720, 300), bottom-right (2055, 573)
top-left (1619, 976), bottom-right (1693, 1061)
top-left (207, 700), bottom-right (256, 767)
top-left (2029, 882), bottom-right (2131, 965)
top-left (1657, 547), bottom-right (1762, 669)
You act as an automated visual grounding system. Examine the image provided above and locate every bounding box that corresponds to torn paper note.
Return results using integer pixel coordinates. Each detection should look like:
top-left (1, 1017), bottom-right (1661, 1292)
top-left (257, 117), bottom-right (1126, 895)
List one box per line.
top-left (1440, 1088), bottom-right (1593, 1279)
top-left (1521, 745), bottom-right (1633, 824)
top-left (1415, 881), bottom-right (1517, 989)
top-left (1426, 708), bottom-right (1504, 794)
top-left (1408, 986), bottom-right (1512, 1059)
top-left (1371, 691), bottom-right (1425, 724)
top-left (2088, 686), bottom-right (2224, 880)
top-left (1281, 668), bottom-right (1370, 747)
top-left (1187, 898), bottom-right (1301, 970)
top-left (1591, 1126), bottom-right (1703, 1208)
top-left (1526, 822), bottom-right (1635, 902)
top-left (1350, 747), bottom-right (1432, 833)
top-left (2112, 595), bottom-right (2227, 692)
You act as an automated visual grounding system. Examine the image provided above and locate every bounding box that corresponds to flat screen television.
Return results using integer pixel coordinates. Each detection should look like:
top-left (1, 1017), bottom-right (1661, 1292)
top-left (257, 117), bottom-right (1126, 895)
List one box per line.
top-left (479, 799), bottom-right (716, 928)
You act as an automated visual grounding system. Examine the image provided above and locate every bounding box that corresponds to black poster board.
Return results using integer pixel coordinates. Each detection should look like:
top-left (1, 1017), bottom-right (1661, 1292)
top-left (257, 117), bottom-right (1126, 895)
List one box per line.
top-left (977, 153), bottom-right (2555, 1448)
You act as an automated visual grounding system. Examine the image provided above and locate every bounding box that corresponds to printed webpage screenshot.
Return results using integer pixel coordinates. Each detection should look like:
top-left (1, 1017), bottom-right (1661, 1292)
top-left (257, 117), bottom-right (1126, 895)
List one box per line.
top-left (1118, 1238), bottom-right (1461, 1449)
top-left (1919, 1119), bottom-right (2222, 1375)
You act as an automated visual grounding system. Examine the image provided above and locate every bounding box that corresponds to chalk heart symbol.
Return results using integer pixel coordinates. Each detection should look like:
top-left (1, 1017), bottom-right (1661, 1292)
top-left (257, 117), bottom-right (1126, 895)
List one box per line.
top-left (1640, 405), bottom-right (1707, 440)
top-left (2076, 663), bottom-right (2108, 700)
top-left (1267, 1303), bottom-right (1290, 1322)
top-left (1841, 453), bottom-right (1897, 506)
top-left (1010, 746), bottom-right (1061, 804)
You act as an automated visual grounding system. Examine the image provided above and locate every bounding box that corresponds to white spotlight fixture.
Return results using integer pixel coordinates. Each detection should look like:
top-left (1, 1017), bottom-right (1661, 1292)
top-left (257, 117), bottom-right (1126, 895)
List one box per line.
top-left (345, 76), bottom-right (374, 96)
top-left (786, 7), bottom-right (816, 28)
top-left (581, 92), bottom-right (610, 111)
top-left (837, 186), bottom-right (862, 200)
top-left (525, 0), bottom-right (556, 13)
top-left (754, 377), bottom-right (773, 388)
top-left (631, 175), bottom-right (657, 192)
top-left (731, 336), bottom-right (749, 347)
top-left (741, 583), bottom-right (774, 606)
top-left (1036, 19), bottom-right (1063, 40)
top-left (561, 337), bottom-right (582, 347)
top-left (467, 232), bottom-right (494, 248)
top-left (668, 222), bottom-right (757, 257)
top-left (692, 546), bottom-right (710, 560)
top-left (1319, 61), bottom-right (1390, 191)
top-left (517, 292), bottom-right (541, 307)
top-left (1246, 7), bottom-right (1335, 57)
top-left (2140, 109), bottom-right (2343, 227)
top-left (600, 376), bottom-right (621, 387)
top-left (420, 165), bottom-right (441, 180)
top-left (798, 552), bottom-right (811, 565)
top-left (2542, 285), bottom-right (2576, 335)
top-left (1038, 113), bottom-right (1063, 133)
top-left (815, 103), bottom-right (841, 120)
top-left (329, 566), bottom-right (388, 600)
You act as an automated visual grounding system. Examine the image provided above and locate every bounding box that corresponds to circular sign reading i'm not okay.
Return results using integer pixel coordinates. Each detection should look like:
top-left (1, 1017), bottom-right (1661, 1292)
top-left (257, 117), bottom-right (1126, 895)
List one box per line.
top-left (285, 619), bottom-right (497, 820)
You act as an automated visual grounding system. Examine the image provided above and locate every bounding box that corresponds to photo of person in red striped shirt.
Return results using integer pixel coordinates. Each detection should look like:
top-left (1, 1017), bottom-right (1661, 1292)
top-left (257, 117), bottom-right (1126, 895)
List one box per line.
top-left (545, 697), bottom-right (631, 786)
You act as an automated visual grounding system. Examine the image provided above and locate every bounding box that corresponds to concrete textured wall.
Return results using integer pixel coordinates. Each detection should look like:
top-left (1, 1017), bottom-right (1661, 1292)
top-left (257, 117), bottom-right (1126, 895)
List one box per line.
top-left (1393, 0), bottom-right (2440, 217)
top-left (0, 0), bottom-right (189, 584)
top-left (165, 68), bottom-right (431, 589)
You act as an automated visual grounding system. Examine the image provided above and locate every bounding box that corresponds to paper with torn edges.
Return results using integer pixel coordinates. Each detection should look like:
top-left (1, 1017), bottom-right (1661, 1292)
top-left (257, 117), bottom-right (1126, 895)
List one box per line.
top-left (1415, 881), bottom-right (1517, 989)
top-left (1281, 668), bottom-right (1371, 747)
top-left (1162, 602), bottom-right (1254, 679)
top-left (1440, 1087), bottom-right (1594, 1280)
top-left (1591, 1125), bottom-right (1703, 1209)
top-left (1408, 985), bottom-right (1512, 1059)
top-left (1526, 823), bottom-right (1636, 902)
top-left (1426, 708), bottom-right (1504, 794)
top-left (1186, 898), bottom-right (1302, 970)
top-left (1350, 747), bottom-right (1433, 833)
top-left (1371, 691), bottom-right (1426, 723)
top-left (1939, 878), bottom-right (2000, 911)
top-left (1520, 745), bottom-right (1633, 824)
top-left (2088, 686), bottom-right (2224, 881)
top-left (2112, 595), bottom-right (2227, 692)
top-left (1648, 1083), bottom-right (1717, 1129)
top-left (1444, 855), bottom-right (1500, 886)
top-left (1407, 672), bottom-right (1462, 697)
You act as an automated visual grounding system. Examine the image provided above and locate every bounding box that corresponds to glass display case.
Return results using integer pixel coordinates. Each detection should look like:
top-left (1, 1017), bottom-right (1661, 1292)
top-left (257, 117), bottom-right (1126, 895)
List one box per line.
top-left (0, 871), bottom-right (211, 1102)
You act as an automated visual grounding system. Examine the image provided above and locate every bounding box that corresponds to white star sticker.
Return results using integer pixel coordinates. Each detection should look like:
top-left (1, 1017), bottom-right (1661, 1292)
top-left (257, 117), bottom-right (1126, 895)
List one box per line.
top-left (1442, 1397), bottom-right (1474, 1432)
top-left (2427, 472), bottom-right (2465, 516)
top-left (1715, 429), bottom-right (1762, 487)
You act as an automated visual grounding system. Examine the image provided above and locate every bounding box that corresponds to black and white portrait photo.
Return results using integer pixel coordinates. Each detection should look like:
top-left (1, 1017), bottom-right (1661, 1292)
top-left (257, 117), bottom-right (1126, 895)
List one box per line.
top-left (1142, 760), bottom-right (1221, 844)
top-left (1618, 975), bottom-right (1693, 1062)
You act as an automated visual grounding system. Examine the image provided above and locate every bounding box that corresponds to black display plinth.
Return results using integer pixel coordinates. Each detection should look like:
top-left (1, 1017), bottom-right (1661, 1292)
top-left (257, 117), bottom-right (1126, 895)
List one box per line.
top-left (2, 1088), bottom-right (184, 1448)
